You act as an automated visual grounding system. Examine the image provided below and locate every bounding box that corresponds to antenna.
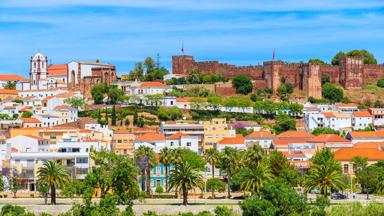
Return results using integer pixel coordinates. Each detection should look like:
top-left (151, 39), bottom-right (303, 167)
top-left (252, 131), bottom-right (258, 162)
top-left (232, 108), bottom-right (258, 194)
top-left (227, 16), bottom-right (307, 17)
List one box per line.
top-left (156, 53), bottom-right (160, 69)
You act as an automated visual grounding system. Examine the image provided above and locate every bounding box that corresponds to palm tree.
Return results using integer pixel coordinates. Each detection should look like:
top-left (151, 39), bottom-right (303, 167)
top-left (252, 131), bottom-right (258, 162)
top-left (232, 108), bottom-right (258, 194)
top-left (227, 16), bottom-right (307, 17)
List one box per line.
top-left (159, 147), bottom-right (174, 192)
top-left (238, 162), bottom-right (274, 195)
top-left (134, 146), bottom-right (156, 194)
top-left (304, 164), bottom-right (345, 196)
top-left (37, 161), bottom-right (69, 204)
top-left (168, 161), bottom-right (204, 205)
top-left (217, 147), bottom-right (243, 198)
top-left (204, 148), bottom-right (219, 178)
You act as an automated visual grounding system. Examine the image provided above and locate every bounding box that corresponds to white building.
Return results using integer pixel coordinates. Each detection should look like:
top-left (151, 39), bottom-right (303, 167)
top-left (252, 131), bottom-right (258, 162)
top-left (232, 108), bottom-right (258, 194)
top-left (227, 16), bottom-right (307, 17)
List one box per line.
top-left (6, 135), bottom-right (50, 153)
top-left (165, 132), bottom-right (199, 153)
top-left (134, 133), bottom-right (166, 153)
top-left (352, 111), bottom-right (373, 130)
top-left (216, 134), bottom-right (246, 151)
top-left (245, 131), bottom-right (275, 149)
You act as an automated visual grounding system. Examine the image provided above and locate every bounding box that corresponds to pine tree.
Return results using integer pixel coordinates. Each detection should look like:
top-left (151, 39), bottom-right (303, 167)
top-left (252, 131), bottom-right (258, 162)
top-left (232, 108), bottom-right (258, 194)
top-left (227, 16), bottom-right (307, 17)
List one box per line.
top-left (111, 105), bottom-right (116, 126)
top-left (133, 111), bottom-right (138, 126)
top-left (105, 107), bottom-right (109, 125)
top-left (97, 109), bottom-right (101, 124)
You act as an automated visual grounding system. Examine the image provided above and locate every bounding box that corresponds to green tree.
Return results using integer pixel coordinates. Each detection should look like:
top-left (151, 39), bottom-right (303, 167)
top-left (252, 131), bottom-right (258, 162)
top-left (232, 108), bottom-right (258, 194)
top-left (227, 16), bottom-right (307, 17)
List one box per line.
top-left (206, 178), bottom-right (226, 199)
top-left (377, 79), bottom-right (384, 88)
top-left (21, 111), bottom-right (33, 118)
top-left (288, 103), bottom-right (303, 117)
top-left (347, 49), bottom-right (377, 64)
top-left (134, 146), bottom-right (156, 194)
top-left (207, 95), bottom-right (222, 110)
top-left (37, 161), bottom-right (69, 204)
top-left (204, 148), bottom-right (220, 179)
top-left (308, 58), bottom-right (327, 65)
top-left (322, 83), bottom-right (343, 102)
top-left (352, 156), bottom-right (371, 200)
top-left (107, 86), bottom-right (124, 105)
top-left (237, 162), bottom-right (273, 195)
top-left (232, 75), bottom-right (253, 95)
top-left (128, 62), bottom-right (144, 81)
top-left (111, 105), bottom-right (117, 126)
top-left (268, 150), bottom-right (300, 186)
top-left (304, 148), bottom-right (345, 196)
top-left (91, 83), bottom-right (108, 104)
top-left (168, 161), bottom-right (204, 205)
top-left (64, 96), bottom-right (87, 109)
top-left (10, 177), bottom-right (19, 199)
top-left (61, 179), bottom-right (85, 198)
top-left (4, 82), bottom-right (16, 90)
top-left (273, 113), bottom-right (296, 134)
top-left (217, 147), bottom-right (243, 198)
top-left (331, 51), bottom-right (346, 65)
top-left (322, 74), bottom-right (330, 86)
top-left (159, 147), bottom-right (174, 192)
top-left (312, 127), bottom-right (339, 136)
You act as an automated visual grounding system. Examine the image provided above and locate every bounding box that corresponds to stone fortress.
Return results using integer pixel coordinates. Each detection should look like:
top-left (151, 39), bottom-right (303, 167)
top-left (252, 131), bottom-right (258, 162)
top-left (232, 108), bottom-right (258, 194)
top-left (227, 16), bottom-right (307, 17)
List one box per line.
top-left (172, 55), bottom-right (384, 98)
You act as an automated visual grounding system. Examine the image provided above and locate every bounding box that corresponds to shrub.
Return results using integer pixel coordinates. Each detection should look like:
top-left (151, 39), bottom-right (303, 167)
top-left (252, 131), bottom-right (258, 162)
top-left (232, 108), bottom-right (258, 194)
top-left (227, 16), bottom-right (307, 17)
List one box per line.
top-left (377, 79), bottom-right (384, 88)
top-left (214, 206), bottom-right (237, 216)
top-left (155, 186), bottom-right (164, 194)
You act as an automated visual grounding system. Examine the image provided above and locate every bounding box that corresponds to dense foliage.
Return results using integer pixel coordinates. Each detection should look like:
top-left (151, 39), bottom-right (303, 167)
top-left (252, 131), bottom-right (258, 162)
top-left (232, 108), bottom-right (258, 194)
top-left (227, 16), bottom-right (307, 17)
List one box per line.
top-left (232, 75), bottom-right (253, 95)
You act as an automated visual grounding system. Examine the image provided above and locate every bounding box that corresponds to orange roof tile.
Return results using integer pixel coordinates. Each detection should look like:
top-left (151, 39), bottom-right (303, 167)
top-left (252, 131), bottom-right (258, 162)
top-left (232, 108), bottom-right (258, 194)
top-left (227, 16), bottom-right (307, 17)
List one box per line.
top-left (337, 103), bottom-right (357, 107)
top-left (354, 142), bottom-right (384, 149)
top-left (141, 82), bottom-right (167, 88)
top-left (334, 148), bottom-right (384, 161)
top-left (353, 111), bottom-right (372, 117)
top-left (55, 92), bottom-right (76, 98)
top-left (349, 131), bottom-right (384, 139)
top-left (137, 133), bottom-right (165, 141)
top-left (19, 106), bottom-right (32, 112)
top-left (273, 139), bottom-right (308, 145)
top-left (278, 131), bottom-right (314, 139)
top-left (21, 118), bottom-right (41, 123)
top-left (0, 89), bottom-right (19, 95)
top-left (24, 135), bottom-right (49, 141)
top-left (282, 151), bottom-right (306, 158)
top-left (47, 64), bottom-right (68, 76)
top-left (11, 147), bottom-right (18, 153)
top-left (309, 134), bottom-right (350, 143)
top-left (54, 105), bottom-right (71, 110)
top-left (218, 134), bottom-right (244, 145)
top-left (168, 132), bottom-right (190, 139)
top-left (322, 112), bottom-right (336, 118)
top-left (42, 96), bottom-right (54, 102)
top-left (176, 97), bottom-right (208, 102)
top-left (4, 106), bottom-right (16, 109)
top-left (246, 131), bottom-right (275, 139)
top-left (0, 74), bottom-right (27, 81)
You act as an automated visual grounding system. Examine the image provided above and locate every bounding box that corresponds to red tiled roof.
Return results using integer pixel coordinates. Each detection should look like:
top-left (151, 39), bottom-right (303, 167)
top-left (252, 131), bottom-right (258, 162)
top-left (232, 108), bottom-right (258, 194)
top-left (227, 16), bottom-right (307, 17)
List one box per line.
top-left (354, 142), bottom-right (384, 149)
top-left (278, 131), bottom-right (314, 139)
top-left (141, 82), bottom-right (167, 88)
top-left (21, 118), bottom-right (41, 123)
top-left (0, 74), bottom-right (27, 81)
top-left (54, 105), bottom-right (71, 110)
top-left (176, 97), bottom-right (208, 102)
top-left (309, 134), bottom-right (350, 143)
top-left (24, 135), bottom-right (49, 141)
top-left (218, 134), bottom-right (244, 145)
top-left (19, 106), bottom-right (32, 112)
top-left (353, 111), bottom-right (372, 117)
top-left (322, 112), bottom-right (336, 118)
top-left (337, 103), bottom-right (357, 107)
top-left (4, 106), bottom-right (16, 109)
top-left (246, 131), bottom-right (275, 139)
top-left (282, 151), bottom-right (306, 158)
top-left (168, 132), bottom-right (191, 139)
top-left (137, 133), bottom-right (165, 141)
top-left (349, 131), bottom-right (384, 138)
top-left (334, 148), bottom-right (384, 161)
top-left (48, 64), bottom-right (68, 76)
top-left (273, 139), bottom-right (308, 146)
top-left (0, 89), bottom-right (19, 95)
top-left (55, 92), bottom-right (77, 98)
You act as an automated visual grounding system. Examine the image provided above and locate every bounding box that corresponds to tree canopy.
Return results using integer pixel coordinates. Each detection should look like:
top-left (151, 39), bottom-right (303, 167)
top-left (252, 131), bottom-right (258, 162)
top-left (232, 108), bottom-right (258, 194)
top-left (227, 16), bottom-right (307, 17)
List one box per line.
top-left (232, 75), bottom-right (253, 95)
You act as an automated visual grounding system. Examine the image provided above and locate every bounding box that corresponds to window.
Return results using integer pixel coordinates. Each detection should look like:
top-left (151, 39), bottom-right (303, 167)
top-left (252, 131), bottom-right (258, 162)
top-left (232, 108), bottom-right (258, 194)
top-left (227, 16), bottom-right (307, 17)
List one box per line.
top-left (76, 157), bottom-right (88, 164)
top-left (343, 164), bottom-right (349, 174)
top-left (72, 148), bottom-right (80, 152)
top-left (187, 142), bottom-right (192, 147)
top-left (156, 180), bottom-right (161, 187)
top-left (170, 141), bottom-right (174, 146)
top-left (50, 134), bottom-right (56, 139)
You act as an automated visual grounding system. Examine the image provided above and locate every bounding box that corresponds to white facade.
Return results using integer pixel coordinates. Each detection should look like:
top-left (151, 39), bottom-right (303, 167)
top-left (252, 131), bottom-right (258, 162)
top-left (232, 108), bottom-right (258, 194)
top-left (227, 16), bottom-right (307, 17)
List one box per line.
top-left (6, 135), bottom-right (49, 153)
top-left (165, 135), bottom-right (199, 153)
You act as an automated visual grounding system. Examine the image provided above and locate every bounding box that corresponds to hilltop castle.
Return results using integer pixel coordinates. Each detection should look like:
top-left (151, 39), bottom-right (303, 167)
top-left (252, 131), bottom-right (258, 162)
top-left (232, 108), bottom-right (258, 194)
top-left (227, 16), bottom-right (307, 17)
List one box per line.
top-left (172, 55), bottom-right (384, 98)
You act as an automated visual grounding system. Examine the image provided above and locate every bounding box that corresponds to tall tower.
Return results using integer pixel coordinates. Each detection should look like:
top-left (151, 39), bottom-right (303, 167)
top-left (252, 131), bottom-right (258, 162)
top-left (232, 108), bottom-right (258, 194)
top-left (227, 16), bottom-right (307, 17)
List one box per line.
top-left (30, 52), bottom-right (48, 90)
top-left (339, 56), bottom-right (364, 89)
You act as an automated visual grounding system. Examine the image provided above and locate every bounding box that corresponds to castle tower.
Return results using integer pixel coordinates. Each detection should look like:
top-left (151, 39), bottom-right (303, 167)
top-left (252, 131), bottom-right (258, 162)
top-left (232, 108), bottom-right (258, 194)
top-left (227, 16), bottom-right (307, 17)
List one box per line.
top-left (263, 61), bottom-right (285, 93)
top-left (302, 64), bottom-right (322, 99)
top-left (339, 56), bottom-right (364, 89)
top-left (172, 55), bottom-right (195, 75)
top-left (30, 52), bottom-right (48, 90)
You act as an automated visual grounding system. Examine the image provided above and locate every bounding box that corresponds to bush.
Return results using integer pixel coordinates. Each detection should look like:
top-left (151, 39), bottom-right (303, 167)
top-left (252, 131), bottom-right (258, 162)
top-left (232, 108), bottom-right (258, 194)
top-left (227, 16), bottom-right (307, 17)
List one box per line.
top-left (206, 178), bottom-right (226, 193)
top-left (377, 79), bottom-right (384, 88)
top-left (1, 204), bottom-right (27, 215)
top-left (144, 194), bottom-right (176, 199)
top-left (155, 186), bottom-right (164, 194)
top-left (322, 83), bottom-right (343, 102)
top-left (30, 194), bottom-right (34, 198)
top-left (326, 202), bottom-right (384, 216)
top-left (214, 206), bottom-right (237, 216)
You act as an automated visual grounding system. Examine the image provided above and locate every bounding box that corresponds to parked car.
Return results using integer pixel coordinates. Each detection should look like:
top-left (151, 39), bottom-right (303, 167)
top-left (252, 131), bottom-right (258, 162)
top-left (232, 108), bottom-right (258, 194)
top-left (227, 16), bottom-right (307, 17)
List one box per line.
top-left (331, 192), bottom-right (346, 200)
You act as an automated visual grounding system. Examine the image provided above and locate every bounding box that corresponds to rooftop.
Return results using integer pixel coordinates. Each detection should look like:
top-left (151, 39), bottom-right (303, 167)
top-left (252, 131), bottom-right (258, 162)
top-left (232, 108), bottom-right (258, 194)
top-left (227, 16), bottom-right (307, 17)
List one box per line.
top-left (218, 134), bottom-right (244, 145)
top-left (137, 133), bottom-right (165, 141)
top-left (334, 148), bottom-right (384, 161)
top-left (246, 131), bottom-right (275, 139)
top-left (309, 134), bottom-right (350, 143)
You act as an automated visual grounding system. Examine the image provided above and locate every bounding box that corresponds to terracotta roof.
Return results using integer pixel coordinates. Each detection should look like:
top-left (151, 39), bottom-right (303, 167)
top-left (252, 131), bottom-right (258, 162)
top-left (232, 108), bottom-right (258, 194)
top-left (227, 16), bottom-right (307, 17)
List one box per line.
top-left (322, 112), bottom-right (336, 118)
top-left (309, 134), bottom-right (350, 143)
top-left (337, 103), bottom-right (357, 107)
top-left (11, 147), bottom-right (18, 153)
top-left (349, 131), bottom-right (384, 139)
top-left (21, 118), bottom-right (41, 123)
top-left (42, 96), bottom-right (54, 102)
top-left (4, 106), bottom-right (16, 109)
top-left (282, 151), bottom-right (306, 158)
top-left (246, 131), bottom-right (275, 139)
top-left (353, 111), bottom-right (372, 117)
top-left (55, 92), bottom-right (76, 98)
top-left (113, 129), bottom-right (132, 134)
top-left (54, 105), bottom-right (71, 110)
top-left (40, 126), bottom-right (79, 131)
top-left (354, 142), bottom-right (384, 149)
top-left (334, 148), bottom-right (384, 161)
top-left (168, 132), bottom-right (191, 139)
top-left (278, 131), bottom-right (314, 139)
top-left (0, 89), bottom-right (19, 95)
top-left (21, 89), bottom-right (56, 93)
top-left (176, 97), bottom-right (208, 102)
top-left (48, 64), bottom-right (68, 76)
top-left (137, 133), bottom-right (165, 141)
top-left (141, 82), bottom-right (167, 88)
top-left (273, 139), bottom-right (308, 145)
top-left (19, 106), bottom-right (32, 112)
top-left (0, 74), bottom-right (27, 81)
top-left (24, 135), bottom-right (49, 141)
top-left (218, 134), bottom-right (244, 145)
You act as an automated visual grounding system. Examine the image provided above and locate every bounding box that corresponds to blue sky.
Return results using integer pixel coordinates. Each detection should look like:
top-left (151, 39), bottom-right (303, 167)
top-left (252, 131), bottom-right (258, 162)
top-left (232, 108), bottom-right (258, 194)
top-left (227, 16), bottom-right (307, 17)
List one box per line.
top-left (0, 0), bottom-right (383, 76)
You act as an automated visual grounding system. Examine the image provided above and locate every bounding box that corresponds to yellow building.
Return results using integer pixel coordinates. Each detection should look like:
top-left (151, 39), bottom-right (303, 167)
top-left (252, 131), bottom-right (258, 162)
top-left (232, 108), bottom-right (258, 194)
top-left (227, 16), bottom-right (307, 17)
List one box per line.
top-left (9, 127), bottom-right (42, 138)
top-left (111, 129), bottom-right (135, 155)
top-left (202, 118), bottom-right (235, 150)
